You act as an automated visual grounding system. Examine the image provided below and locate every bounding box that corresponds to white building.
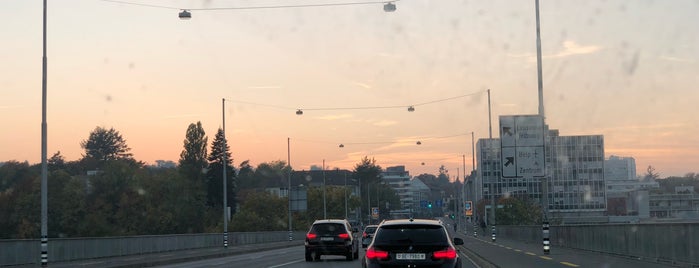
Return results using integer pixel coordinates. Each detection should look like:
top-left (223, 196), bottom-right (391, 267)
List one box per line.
top-left (381, 166), bottom-right (412, 210)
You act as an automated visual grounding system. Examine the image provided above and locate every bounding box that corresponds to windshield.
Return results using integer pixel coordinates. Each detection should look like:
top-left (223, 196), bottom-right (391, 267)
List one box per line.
top-left (1, 1), bottom-right (697, 267)
top-left (374, 225), bottom-right (447, 244)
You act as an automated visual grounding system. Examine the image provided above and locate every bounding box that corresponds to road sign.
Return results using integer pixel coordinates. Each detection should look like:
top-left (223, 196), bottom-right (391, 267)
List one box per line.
top-left (500, 115), bottom-right (545, 178)
top-left (371, 207), bottom-right (379, 219)
top-left (464, 201), bottom-right (473, 216)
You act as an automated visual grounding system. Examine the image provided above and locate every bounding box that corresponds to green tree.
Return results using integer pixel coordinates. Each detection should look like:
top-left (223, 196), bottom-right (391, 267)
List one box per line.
top-left (353, 156), bottom-right (382, 217)
top-left (236, 160), bottom-right (256, 190)
top-left (80, 126), bottom-right (133, 162)
top-left (231, 192), bottom-right (287, 231)
top-left (179, 121), bottom-right (208, 182)
top-left (206, 128), bottom-right (237, 212)
top-left (495, 197), bottom-right (542, 225)
top-left (253, 161), bottom-right (289, 188)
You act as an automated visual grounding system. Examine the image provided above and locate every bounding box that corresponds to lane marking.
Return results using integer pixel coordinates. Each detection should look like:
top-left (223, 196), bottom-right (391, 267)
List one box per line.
top-left (540, 256), bottom-right (553, 260)
top-left (525, 252), bottom-right (537, 256)
top-left (561, 262), bottom-right (580, 267)
top-left (506, 247), bottom-right (512, 250)
top-left (514, 249), bottom-right (522, 252)
top-left (79, 261), bottom-right (104, 266)
top-left (267, 259), bottom-right (304, 268)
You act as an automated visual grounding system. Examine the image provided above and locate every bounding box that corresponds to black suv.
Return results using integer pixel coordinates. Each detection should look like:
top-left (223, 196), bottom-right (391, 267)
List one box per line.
top-left (362, 219), bottom-right (464, 268)
top-left (305, 219), bottom-right (359, 261)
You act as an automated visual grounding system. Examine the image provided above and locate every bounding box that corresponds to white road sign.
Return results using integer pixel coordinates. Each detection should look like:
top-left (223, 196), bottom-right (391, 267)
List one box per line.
top-left (500, 115), bottom-right (545, 178)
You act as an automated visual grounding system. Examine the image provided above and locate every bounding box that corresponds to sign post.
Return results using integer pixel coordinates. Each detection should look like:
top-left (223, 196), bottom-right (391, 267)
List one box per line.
top-left (500, 115), bottom-right (545, 178)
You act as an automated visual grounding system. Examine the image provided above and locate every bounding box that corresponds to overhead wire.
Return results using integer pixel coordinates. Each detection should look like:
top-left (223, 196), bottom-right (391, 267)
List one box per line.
top-left (99, 0), bottom-right (399, 11)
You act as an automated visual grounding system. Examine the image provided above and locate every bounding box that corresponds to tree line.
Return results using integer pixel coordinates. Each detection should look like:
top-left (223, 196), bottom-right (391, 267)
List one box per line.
top-left (0, 124), bottom-right (395, 239)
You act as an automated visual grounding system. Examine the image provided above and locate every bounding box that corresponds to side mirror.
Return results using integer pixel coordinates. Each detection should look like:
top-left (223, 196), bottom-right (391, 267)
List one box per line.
top-left (453, 238), bottom-right (464, 245)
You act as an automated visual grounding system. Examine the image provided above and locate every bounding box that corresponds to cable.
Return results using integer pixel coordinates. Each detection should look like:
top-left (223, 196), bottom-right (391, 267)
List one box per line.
top-left (413, 91), bottom-right (487, 107)
top-left (99, 0), bottom-right (399, 11)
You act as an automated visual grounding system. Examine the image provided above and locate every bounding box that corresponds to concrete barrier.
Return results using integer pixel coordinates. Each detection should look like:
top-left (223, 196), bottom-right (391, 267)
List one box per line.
top-left (0, 231), bottom-right (306, 267)
top-left (498, 223), bottom-right (699, 266)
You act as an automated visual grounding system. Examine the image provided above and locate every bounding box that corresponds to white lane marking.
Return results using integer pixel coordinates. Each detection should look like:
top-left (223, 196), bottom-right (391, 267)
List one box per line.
top-left (267, 259), bottom-right (304, 268)
top-left (459, 251), bottom-right (482, 268)
top-left (79, 261), bottom-right (104, 266)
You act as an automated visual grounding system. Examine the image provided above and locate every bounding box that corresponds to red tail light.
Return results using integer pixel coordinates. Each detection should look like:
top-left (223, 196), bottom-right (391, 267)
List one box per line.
top-left (433, 247), bottom-right (457, 259)
top-left (362, 232), bottom-right (368, 238)
top-left (306, 233), bottom-right (317, 240)
top-left (338, 233), bottom-right (350, 239)
top-left (366, 247), bottom-right (389, 260)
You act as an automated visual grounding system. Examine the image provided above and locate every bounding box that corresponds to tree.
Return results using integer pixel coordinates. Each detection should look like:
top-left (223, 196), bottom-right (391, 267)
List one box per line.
top-left (80, 127), bottom-right (133, 162)
top-left (206, 128), bottom-right (237, 212)
top-left (353, 156), bottom-right (382, 220)
top-left (644, 165), bottom-right (660, 181)
top-left (179, 121), bottom-right (208, 182)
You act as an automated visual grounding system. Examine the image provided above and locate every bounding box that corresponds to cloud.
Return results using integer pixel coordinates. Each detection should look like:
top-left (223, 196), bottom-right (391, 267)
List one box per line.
top-left (660, 56), bottom-right (694, 63)
top-left (162, 114), bottom-right (205, 119)
top-left (370, 120), bottom-right (398, 127)
top-left (508, 40), bottom-right (602, 61)
top-left (247, 85), bottom-right (282, 89)
top-left (548, 41), bottom-right (602, 58)
top-left (315, 114), bottom-right (353, 121)
top-left (353, 82), bottom-right (373, 89)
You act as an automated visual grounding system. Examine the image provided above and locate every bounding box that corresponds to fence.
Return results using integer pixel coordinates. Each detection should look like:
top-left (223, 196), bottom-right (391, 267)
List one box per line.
top-left (1, 231), bottom-right (306, 266)
top-left (498, 223), bottom-right (699, 265)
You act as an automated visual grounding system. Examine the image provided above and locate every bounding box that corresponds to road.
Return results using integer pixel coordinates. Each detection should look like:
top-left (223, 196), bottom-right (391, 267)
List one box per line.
top-left (153, 228), bottom-right (678, 268)
top-left (155, 245), bottom-right (480, 268)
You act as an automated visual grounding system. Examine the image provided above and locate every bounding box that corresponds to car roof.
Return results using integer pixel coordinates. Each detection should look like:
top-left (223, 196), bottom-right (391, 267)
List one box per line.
top-left (312, 219), bottom-right (349, 225)
top-left (378, 218), bottom-right (443, 227)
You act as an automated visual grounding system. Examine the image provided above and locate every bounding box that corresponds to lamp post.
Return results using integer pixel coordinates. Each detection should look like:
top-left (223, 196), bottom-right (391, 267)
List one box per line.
top-left (323, 159), bottom-right (327, 219)
top-left (288, 138), bottom-right (293, 241)
top-left (40, 0), bottom-right (49, 265)
top-left (222, 98), bottom-right (229, 248)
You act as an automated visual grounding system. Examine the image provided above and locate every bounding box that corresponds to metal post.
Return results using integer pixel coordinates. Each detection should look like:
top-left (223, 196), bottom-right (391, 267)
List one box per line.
top-left (40, 0), bottom-right (49, 265)
top-left (288, 138), bottom-right (293, 241)
top-left (488, 89), bottom-right (496, 241)
top-left (222, 99), bottom-right (228, 248)
top-left (536, 0), bottom-right (545, 119)
top-left (543, 221), bottom-right (550, 254)
top-left (323, 159), bottom-right (326, 219)
top-left (344, 172), bottom-right (348, 219)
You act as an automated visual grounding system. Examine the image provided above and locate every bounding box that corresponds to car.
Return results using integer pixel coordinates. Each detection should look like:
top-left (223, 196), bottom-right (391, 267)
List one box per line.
top-left (305, 219), bottom-right (360, 261)
top-left (361, 225), bottom-right (379, 248)
top-left (362, 218), bottom-right (464, 268)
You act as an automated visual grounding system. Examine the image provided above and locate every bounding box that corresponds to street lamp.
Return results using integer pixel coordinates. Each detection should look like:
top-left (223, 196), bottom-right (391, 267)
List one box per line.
top-left (384, 2), bottom-right (396, 12)
top-left (178, 9), bottom-right (191, 19)
top-left (222, 99), bottom-right (229, 248)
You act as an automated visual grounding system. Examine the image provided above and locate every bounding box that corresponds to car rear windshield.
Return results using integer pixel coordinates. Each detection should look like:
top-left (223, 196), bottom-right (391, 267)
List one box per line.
top-left (365, 227), bottom-right (377, 234)
top-left (373, 224), bottom-right (447, 244)
top-left (311, 223), bottom-right (346, 235)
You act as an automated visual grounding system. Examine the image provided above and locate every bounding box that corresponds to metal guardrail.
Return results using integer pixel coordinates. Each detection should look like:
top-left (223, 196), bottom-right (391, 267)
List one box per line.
top-left (498, 223), bottom-right (699, 266)
top-left (0, 231), bottom-right (306, 267)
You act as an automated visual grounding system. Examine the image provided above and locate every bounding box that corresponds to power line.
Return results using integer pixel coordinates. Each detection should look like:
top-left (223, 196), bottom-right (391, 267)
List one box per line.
top-left (99, 0), bottom-right (398, 11)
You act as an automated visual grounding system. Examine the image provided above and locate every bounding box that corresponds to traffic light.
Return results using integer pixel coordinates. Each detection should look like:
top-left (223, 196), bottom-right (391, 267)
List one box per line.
top-left (450, 214), bottom-right (455, 219)
top-left (428, 202), bottom-right (433, 208)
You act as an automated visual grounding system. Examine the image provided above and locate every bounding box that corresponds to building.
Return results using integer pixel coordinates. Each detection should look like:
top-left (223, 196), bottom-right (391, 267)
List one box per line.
top-left (475, 127), bottom-right (608, 224)
top-left (649, 186), bottom-right (699, 220)
top-left (604, 155), bottom-right (657, 222)
top-left (381, 166), bottom-right (412, 210)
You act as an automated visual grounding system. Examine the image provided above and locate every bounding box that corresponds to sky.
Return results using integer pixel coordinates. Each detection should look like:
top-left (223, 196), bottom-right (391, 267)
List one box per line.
top-left (1, 0), bottom-right (698, 178)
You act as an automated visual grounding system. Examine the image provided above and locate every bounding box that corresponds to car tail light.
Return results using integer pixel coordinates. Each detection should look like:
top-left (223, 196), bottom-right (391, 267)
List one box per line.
top-left (433, 247), bottom-right (457, 259)
top-left (363, 232), bottom-right (368, 238)
top-left (338, 233), bottom-right (350, 239)
top-left (366, 247), bottom-right (389, 260)
top-left (306, 233), bottom-right (317, 240)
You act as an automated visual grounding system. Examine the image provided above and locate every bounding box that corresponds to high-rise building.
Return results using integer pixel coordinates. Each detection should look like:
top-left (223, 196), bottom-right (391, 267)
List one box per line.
top-left (475, 128), bottom-right (608, 223)
top-left (381, 166), bottom-right (412, 210)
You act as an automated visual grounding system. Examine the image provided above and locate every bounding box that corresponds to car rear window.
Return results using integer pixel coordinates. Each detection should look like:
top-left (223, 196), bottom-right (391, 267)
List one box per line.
top-left (373, 224), bottom-right (447, 244)
top-left (311, 223), bottom-right (346, 235)
top-left (365, 227), bottom-right (377, 234)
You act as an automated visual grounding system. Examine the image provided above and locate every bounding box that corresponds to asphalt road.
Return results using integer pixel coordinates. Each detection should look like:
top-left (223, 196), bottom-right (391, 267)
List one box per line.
top-left (155, 244), bottom-right (481, 268)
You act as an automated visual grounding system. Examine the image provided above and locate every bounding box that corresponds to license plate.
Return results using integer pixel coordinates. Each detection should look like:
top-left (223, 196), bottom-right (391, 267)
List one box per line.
top-left (396, 253), bottom-right (426, 260)
top-left (320, 237), bottom-right (334, 241)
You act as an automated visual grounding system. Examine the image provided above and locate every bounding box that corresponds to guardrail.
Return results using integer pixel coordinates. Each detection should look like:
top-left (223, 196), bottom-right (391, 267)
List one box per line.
top-left (498, 223), bottom-right (699, 266)
top-left (1, 231), bottom-right (306, 267)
